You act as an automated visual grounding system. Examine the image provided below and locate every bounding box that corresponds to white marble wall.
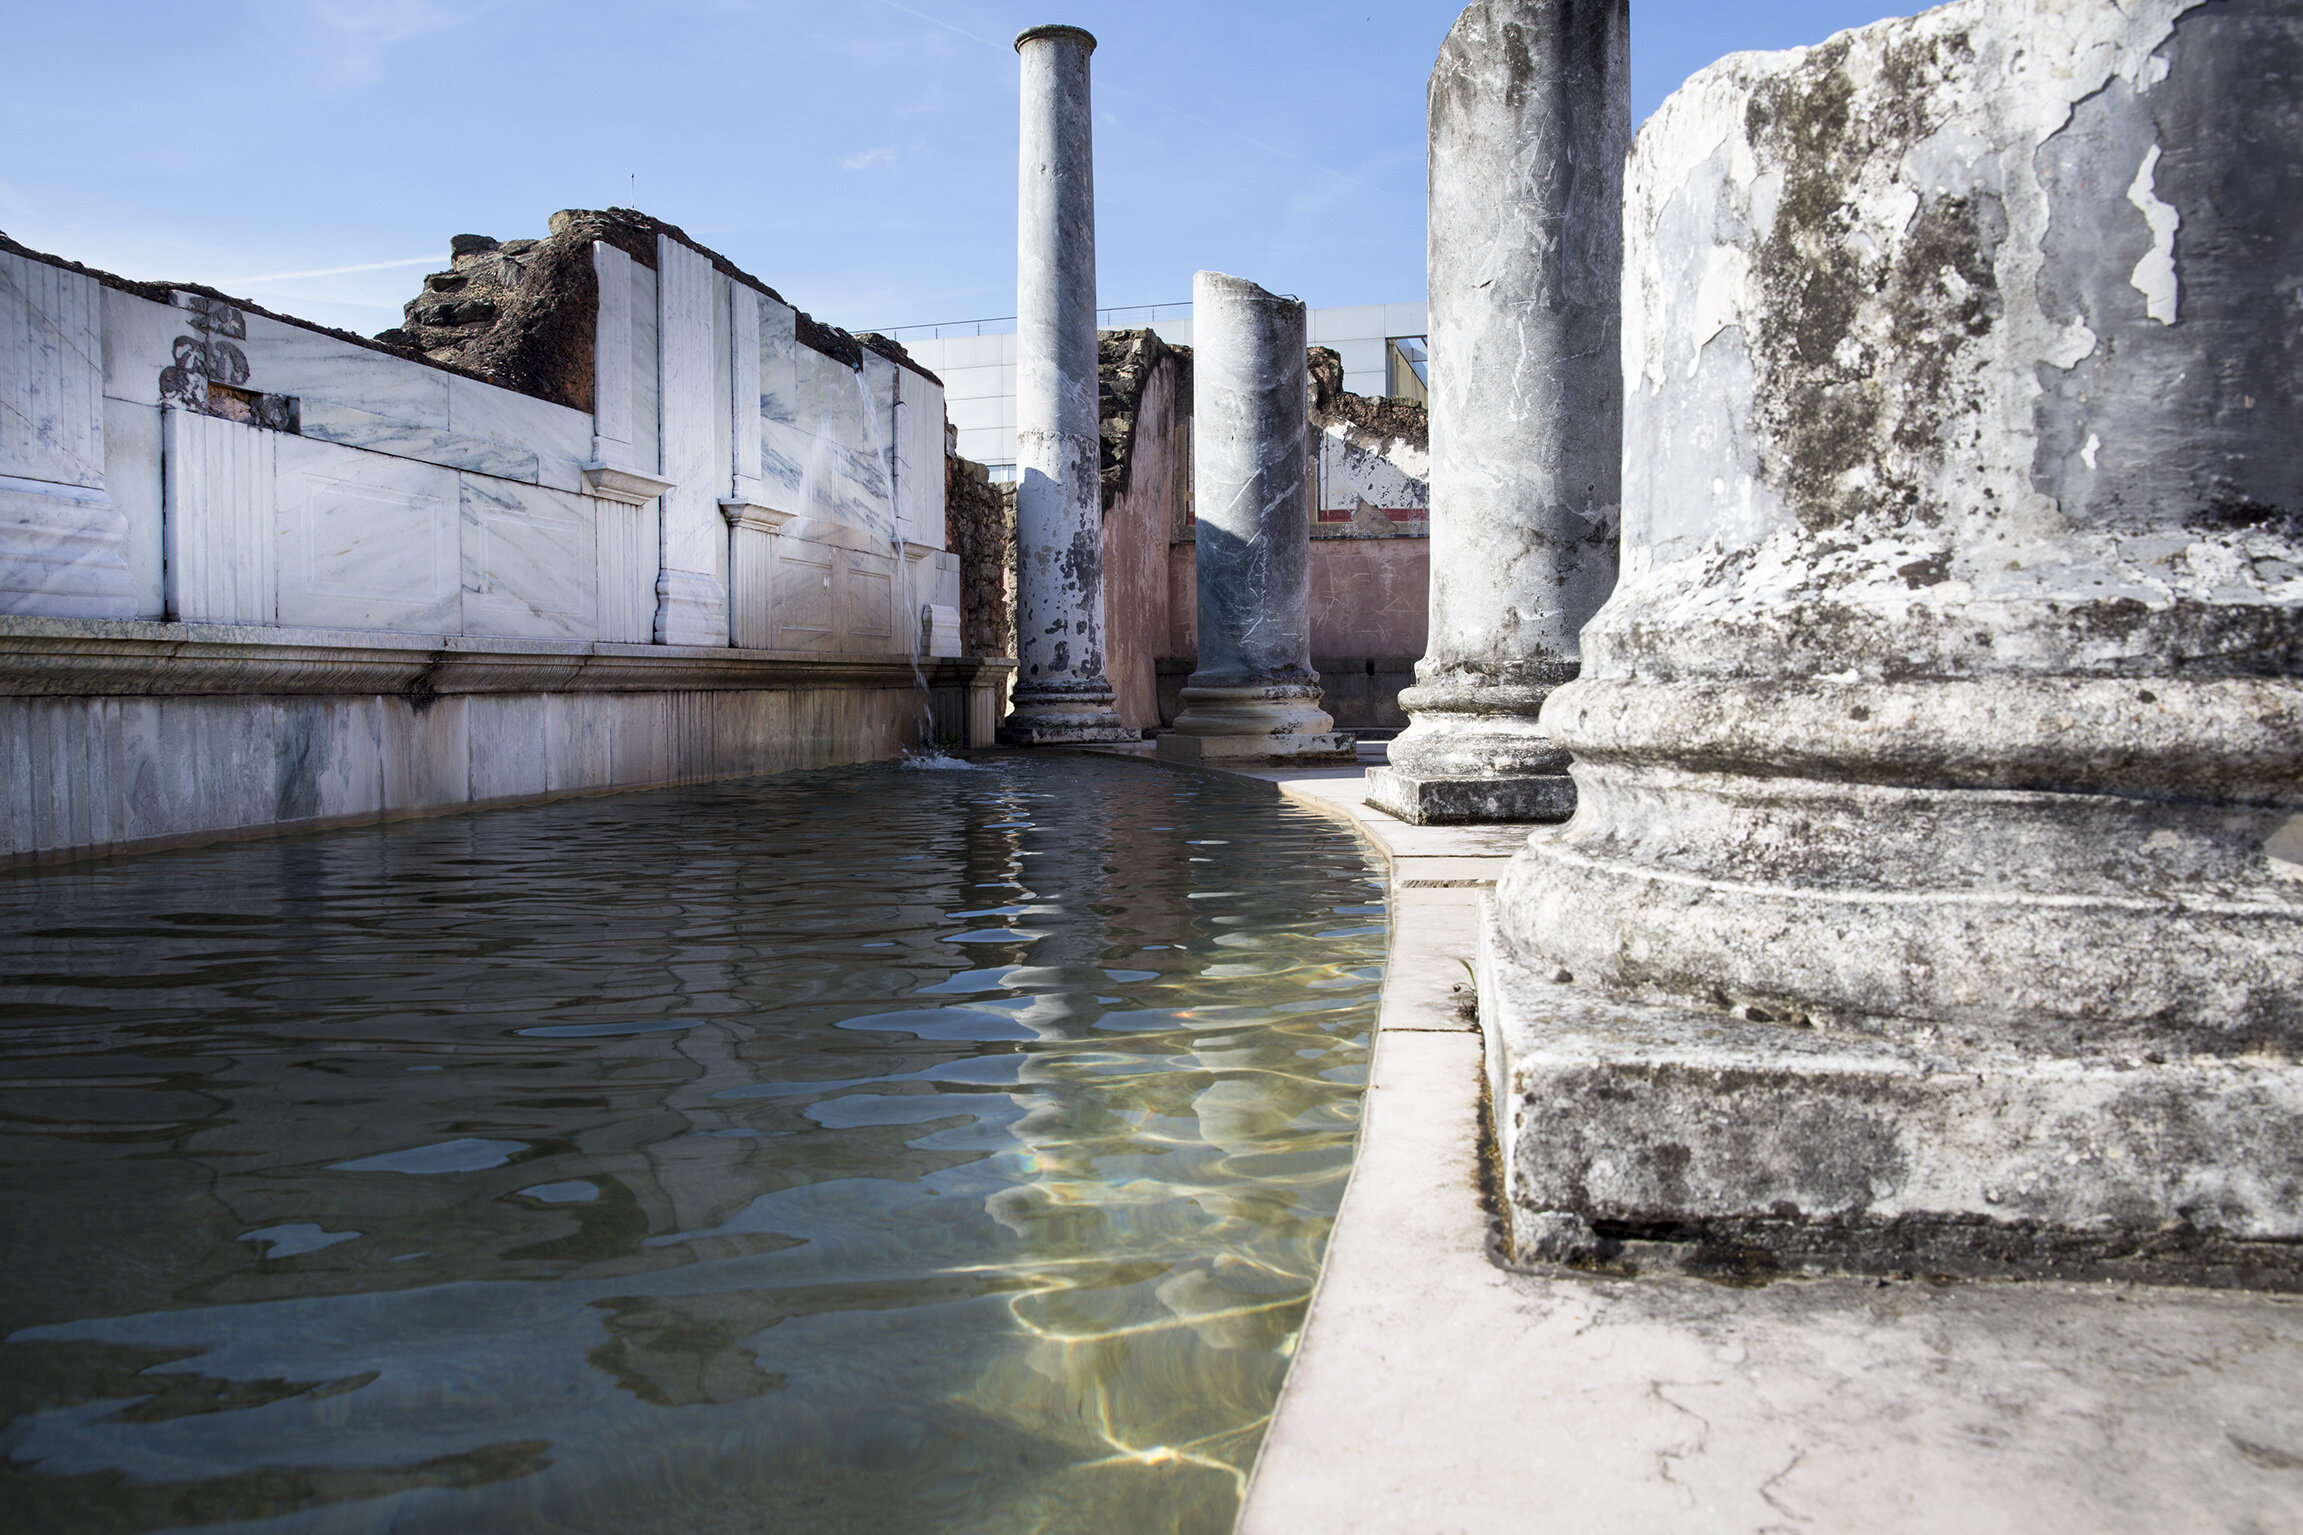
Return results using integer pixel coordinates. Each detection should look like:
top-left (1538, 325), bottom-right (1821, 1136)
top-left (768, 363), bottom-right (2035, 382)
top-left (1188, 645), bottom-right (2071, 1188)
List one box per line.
top-left (0, 240), bottom-right (952, 656)
top-left (164, 411), bottom-right (276, 624)
top-left (653, 235), bottom-right (726, 646)
top-left (0, 251), bottom-right (138, 617)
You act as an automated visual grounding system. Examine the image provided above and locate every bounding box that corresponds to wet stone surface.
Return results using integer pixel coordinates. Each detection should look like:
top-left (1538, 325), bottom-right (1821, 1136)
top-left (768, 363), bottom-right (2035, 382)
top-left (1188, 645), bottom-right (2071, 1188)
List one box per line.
top-left (0, 754), bottom-right (1384, 1534)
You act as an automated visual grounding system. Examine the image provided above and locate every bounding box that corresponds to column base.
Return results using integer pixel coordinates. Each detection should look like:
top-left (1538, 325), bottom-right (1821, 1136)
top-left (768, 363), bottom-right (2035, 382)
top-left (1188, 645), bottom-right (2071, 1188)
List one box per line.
top-left (1365, 766), bottom-right (1576, 825)
top-left (1156, 730), bottom-right (1357, 766)
top-left (1475, 899), bottom-right (2303, 1290)
top-left (998, 714), bottom-right (1137, 746)
top-left (654, 569), bottom-right (728, 648)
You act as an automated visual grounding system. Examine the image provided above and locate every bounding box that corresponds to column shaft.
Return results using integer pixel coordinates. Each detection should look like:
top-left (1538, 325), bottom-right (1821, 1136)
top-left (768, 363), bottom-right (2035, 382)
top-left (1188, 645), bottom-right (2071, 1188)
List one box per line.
top-left (1003, 23), bottom-right (1133, 745)
top-left (1368, 0), bottom-right (1629, 823)
top-left (1157, 272), bottom-right (1353, 765)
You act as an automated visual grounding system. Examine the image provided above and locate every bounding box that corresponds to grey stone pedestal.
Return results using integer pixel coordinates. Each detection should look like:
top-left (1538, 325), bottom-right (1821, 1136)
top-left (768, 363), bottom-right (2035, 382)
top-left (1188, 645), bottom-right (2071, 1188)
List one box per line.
top-left (1364, 766), bottom-right (1575, 824)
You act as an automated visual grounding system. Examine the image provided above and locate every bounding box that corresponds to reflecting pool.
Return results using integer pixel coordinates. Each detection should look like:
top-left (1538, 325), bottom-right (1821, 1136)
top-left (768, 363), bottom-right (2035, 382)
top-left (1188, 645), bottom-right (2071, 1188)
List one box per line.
top-left (0, 753), bottom-right (1385, 1533)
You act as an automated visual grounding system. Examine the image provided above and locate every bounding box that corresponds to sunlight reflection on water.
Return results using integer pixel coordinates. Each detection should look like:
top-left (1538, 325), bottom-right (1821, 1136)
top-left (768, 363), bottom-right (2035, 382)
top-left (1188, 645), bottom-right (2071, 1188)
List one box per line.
top-left (0, 753), bottom-right (1383, 1534)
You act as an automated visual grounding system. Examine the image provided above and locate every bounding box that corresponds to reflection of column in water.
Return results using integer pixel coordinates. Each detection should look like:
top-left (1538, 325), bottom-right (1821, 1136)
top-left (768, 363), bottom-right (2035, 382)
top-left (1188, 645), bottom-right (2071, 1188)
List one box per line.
top-left (955, 767), bottom-right (1366, 1485)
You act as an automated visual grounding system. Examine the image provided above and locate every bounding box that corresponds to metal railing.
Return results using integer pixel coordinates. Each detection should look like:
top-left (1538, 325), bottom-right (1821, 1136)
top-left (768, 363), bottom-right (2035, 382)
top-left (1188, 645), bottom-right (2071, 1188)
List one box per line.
top-left (861, 301), bottom-right (1195, 345)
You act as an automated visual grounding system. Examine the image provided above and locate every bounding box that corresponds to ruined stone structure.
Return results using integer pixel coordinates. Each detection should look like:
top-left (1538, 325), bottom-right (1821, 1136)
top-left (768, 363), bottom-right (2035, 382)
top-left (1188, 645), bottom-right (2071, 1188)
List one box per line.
top-left (1369, 0), bottom-right (1628, 825)
top-left (0, 214), bottom-right (1004, 866)
top-left (1483, 0), bottom-right (2303, 1284)
top-left (1158, 273), bottom-right (1353, 765)
top-left (1003, 24), bottom-right (1133, 745)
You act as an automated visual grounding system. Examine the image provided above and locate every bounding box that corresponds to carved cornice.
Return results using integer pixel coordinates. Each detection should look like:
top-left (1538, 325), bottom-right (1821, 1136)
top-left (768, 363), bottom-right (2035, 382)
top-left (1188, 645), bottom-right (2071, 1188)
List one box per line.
top-left (0, 617), bottom-right (1012, 699)
top-left (580, 462), bottom-right (676, 505)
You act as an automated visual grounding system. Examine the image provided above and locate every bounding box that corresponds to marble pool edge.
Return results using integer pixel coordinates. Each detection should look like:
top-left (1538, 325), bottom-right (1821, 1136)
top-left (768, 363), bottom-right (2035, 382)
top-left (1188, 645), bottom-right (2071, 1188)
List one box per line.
top-left (1066, 746), bottom-right (2303, 1534)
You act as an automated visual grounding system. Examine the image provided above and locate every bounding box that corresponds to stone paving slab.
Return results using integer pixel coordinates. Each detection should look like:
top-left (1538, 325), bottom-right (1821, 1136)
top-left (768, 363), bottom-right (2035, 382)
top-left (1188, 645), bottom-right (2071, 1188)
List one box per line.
top-left (1214, 765), bottom-right (2303, 1534)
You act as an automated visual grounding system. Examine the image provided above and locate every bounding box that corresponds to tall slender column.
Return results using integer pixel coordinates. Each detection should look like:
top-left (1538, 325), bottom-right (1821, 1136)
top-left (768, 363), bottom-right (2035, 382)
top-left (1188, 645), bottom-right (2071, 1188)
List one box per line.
top-left (1366, 0), bottom-right (1629, 824)
top-left (1002, 23), bottom-right (1133, 745)
top-left (1158, 272), bottom-right (1354, 765)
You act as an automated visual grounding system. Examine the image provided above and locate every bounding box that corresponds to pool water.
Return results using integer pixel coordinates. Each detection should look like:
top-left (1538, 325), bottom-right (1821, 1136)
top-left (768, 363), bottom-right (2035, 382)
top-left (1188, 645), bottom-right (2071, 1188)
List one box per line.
top-left (0, 753), bottom-right (1385, 1533)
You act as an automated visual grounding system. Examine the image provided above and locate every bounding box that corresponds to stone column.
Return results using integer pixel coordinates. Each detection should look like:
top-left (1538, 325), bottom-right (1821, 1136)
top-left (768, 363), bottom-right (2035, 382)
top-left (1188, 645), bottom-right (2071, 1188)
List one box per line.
top-left (1001, 23), bottom-right (1133, 745)
top-left (1158, 272), bottom-right (1354, 765)
top-left (1366, 0), bottom-right (1629, 824)
top-left (1484, 0), bottom-right (2303, 1275)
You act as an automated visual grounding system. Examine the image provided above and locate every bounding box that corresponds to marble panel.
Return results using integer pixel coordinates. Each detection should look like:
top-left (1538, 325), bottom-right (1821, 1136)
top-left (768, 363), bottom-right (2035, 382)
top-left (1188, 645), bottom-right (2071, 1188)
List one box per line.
top-left (771, 537), bottom-right (836, 650)
top-left (656, 235), bottom-right (719, 581)
top-left (728, 523), bottom-right (774, 650)
top-left (840, 543), bottom-right (896, 648)
top-left (301, 398), bottom-right (541, 483)
top-left (594, 497), bottom-right (657, 643)
top-left (0, 474), bottom-right (138, 620)
top-left (543, 693), bottom-right (612, 793)
top-left (590, 241), bottom-right (634, 466)
top-left (99, 285), bottom-right (179, 406)
top-left (758, 296), bottom-right (799, 427)
top-left (164, 409), bottom-right (275, 624)
top-left (237, 310), bottom-right (449, 430)
top-left (895, 365), bottom-right (946, 549)
top-left (467, 693), bottom-right (550, 802)
top-left (448, 373), bottom-right (591, 472)
top-left (271, 433), bottom-right (459, 632)
top-left (381, 694), bottom-right (469, 813)
top-left (1, 251), bottom-right (105, 489)
top-left (460, 476), bottom-right (597, 639)
top-left (104, 398), bottom-right (165, 617)
top-left (713, 274), bottom-right (735, 501)
top-left (728, 283), bottom-right (762, 499)
top-left (629, 260), bottom-right (659, 477)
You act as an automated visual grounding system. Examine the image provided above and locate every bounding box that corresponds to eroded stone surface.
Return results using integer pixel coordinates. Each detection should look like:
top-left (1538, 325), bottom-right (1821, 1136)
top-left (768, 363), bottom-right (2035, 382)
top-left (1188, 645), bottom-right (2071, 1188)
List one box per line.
top-left (1161, 272), bottom-right (1352, 766)
top-left (1003, 25), bottom-right (1132, 746)
top-left (1492, 0), bottom-right (2303, 1277)
top-left (1378, 0), bottom-right (1628, 821)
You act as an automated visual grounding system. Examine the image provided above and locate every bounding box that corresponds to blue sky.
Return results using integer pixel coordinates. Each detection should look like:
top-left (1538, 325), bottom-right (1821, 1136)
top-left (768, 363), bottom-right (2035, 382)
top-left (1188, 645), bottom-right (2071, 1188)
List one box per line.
top-left (2, 1), bottom-right (1914, 339)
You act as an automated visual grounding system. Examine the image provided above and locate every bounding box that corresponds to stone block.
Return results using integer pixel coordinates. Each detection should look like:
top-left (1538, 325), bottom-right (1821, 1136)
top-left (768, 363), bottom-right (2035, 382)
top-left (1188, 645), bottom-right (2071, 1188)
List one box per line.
top-left (1476, 902), bottom-right (2303, 1289)
top-left (272, 433), bottom-right (459, 633)
top-left (1156, 730), bottom-right (1354, 765)
top-left (458, 476), bottom-right (596, 640)
top-left (1365, 765), bottom-right (1574, 824)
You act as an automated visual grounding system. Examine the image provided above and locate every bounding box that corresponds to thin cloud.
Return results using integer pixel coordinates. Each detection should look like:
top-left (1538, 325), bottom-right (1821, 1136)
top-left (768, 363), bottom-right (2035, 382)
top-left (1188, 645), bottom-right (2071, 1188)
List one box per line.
top-left (222, 255), bottom-right (447, 285)
top-left (840, 147), bottom-right (898, 172)
top-left (868, 0), bottom-right (1377, 192)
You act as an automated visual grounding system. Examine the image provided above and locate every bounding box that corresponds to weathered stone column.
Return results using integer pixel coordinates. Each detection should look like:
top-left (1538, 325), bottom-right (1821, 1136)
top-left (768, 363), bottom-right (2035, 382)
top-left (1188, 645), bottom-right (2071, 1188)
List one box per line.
top-left (1367, 0), bottom-right (1629, 825)
top-left (1002, 23), bottom-right (1132, 745)
top-left (1158, 272), bottom-right (1354, 765)
top-left (1482, 0), bottom-right (2303, 1280)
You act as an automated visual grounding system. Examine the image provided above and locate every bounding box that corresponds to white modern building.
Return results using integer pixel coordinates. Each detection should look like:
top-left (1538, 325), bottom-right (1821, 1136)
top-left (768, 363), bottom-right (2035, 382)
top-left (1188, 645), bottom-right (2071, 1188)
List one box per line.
top-left (886, 300), bottom-right (1429, 478)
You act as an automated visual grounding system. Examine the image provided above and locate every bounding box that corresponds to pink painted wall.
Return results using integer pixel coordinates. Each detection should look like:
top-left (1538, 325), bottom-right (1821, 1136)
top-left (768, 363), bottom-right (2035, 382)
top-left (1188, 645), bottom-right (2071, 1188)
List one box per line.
top-left (1310, 537), bottom-right (1428, 658)
top-left (1101, 356), bottom-right (1185, 731)
top-left (1161, 536), bottom-right (1428, 662)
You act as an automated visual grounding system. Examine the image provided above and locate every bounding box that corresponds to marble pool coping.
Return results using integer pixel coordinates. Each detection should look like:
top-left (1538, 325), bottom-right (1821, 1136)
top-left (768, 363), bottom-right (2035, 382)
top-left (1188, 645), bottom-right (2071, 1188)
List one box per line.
top-left (1075, 745), bottom-right (2303, 1533)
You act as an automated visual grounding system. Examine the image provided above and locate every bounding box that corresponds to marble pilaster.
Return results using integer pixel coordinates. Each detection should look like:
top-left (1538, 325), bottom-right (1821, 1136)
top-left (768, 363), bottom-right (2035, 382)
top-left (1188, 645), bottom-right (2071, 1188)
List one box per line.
top-left (1366, 0), bottom-right (1628, 823)
top-left (1158, 272), bottom-right (1353, 765)
top-left (652, 235), bottom-right (727, 647)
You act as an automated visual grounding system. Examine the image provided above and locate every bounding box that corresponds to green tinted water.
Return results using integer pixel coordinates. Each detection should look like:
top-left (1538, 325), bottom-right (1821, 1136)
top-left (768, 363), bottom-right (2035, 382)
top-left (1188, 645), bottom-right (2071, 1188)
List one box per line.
top-left (0, 753), bottom-right (1384, 1533)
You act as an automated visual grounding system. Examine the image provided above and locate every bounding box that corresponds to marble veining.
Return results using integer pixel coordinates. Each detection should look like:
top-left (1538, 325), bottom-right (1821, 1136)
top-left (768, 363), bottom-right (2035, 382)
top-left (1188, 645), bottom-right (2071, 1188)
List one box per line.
top-left (1, 251), bottom-right (105, 489)
top-left (273, 435), bottom-right (458, 632)
top-left (461, 477), bottom-right (597, 639)
top-left (302, 399), bottom-right (541, 484)
top-left (163, 409), bottom-right (276, 625)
